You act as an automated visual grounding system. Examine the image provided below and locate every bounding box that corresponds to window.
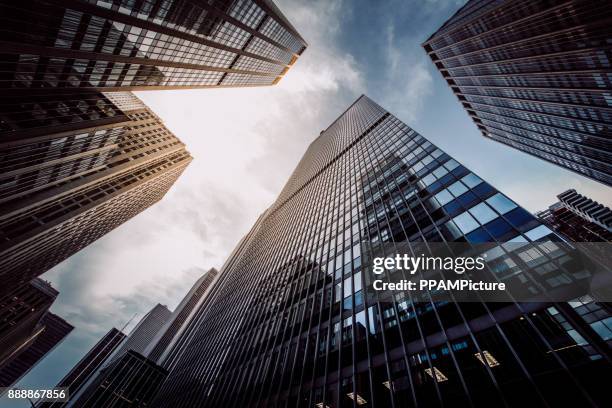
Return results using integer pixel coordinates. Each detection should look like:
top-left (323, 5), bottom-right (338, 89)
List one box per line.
top-left (524, 225), bottom-right (554, 241)
top-left (448, 180), bottom-right (468, 197)
top-left (435, 189), bottom-right (453, 206)
top-left (468, 202), bottom-right (497, 224)
top-left (486, 193), bottom-right (517, 214)
top-left (453, 212), bottom-right (479, 234)
top-left (461, 173), bottom-right (482, 188)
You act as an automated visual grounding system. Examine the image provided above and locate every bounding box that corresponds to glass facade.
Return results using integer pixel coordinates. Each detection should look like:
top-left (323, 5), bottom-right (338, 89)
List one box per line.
top-left (147, 268), bottom-right (219, 364)
top-left (39, 328), bottom-right (127, 408)
top-left (68, 350), bottom-right (167, 407)
top-left (0, 93), bottom-right (192, 294)
top-left (423, 0), bottom-right (612, 186)
top-left (537, 189), bottom-right (612, 243)
top-left (151, 96), bottom-right (612, 407)
top-left (0, 279), bottom-right (58, 370)
top-left (0, 0), bottom-right (306, 91)
top-left (0, 312), bottom-right (73, 389)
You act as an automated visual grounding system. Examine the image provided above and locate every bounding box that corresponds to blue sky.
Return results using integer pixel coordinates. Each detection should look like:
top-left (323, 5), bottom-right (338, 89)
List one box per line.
top-left (7, 1), bottom-right (610, 405)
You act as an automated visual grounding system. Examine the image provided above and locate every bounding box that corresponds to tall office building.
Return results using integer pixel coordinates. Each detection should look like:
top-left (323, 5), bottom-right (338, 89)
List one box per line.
top-left (61, 303), bottom-right (171, 407)
top-left (113, 303), bottom-right (172, 359)
top-left (68, 350), bottom-right (168, 408)
top-left (38, 328), bottom-right (127, 408)
top-left (146, 268), bottom-right (219, 364)
top-left (536, 190), bottom-right (612, 242)
top-left (0, 0), bottom-right (307, 91)
top-left (0, 312), bottom-right (73, 389)
top-left (0, 279), bottom-right (59, 368)
top-left (537, 189), bottom-right (612, 242)
top-left (423, 0), bottom-right (612, 186)
top-left (152, 95), bottom-right (611, 408)
top-left (0, 93), bottom-right (192, 293)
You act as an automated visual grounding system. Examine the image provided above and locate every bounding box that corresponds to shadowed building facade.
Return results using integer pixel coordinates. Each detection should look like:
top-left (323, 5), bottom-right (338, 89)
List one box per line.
top-left (151, 96), bottom-right (612, 408)
top-left (38, 328), bottom-right (127, 408)
top-left (0, 93), bottom-right (192, 293)
top-left (0, 0), bottom-right (306, 91)
top-left (0, 312), bottom-right (73, 389)
top-left (423, 0), bottom-right (612, 186)
top-left (0, 279), bottom-right (59, 370)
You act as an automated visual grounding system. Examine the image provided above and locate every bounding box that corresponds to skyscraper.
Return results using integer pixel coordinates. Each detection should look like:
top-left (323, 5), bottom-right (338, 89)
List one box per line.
top-left (112, 303), bottom-right (172, 360)
top-left (0, 279), bottom-right (58, 368)
top-left (537, 189), bottom-right (612, 242)
top-left (152, 95), bottom-right (611, 407)
top-left (423, 0), bottom-right (612, 186)
top-left (0, 312), bottom-right (73, 389)
top-left (60, 303), bottom-right (171, 407)
top-left (38, 328), bottom-right (127, 408)
top-left (0, 0), bottom-right (307, 91)
top-left (67, 350), bottom-right (167, 408)
top-left (145, 268), bottom-right (219, 364)
top-left (0, 93), bottom-right (192, 293)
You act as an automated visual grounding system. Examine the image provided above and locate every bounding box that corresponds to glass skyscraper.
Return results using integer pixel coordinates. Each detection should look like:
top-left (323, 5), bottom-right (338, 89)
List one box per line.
top-left (0, 93), bottom-right (192, 293)
top-left (0, 312), bottom-right (73, 390)
top-left (39, 327), bottom-right (127, 408)
top-left (423, 0), bottom-right (612, 186)
top-left (151, 96), bottom-right (612, 408)
top-left (0, 0), bottom-right (306, 90)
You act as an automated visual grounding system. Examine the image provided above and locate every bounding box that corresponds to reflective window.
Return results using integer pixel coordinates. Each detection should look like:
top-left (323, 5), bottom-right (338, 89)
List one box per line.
top-left (486, 193), bottom-right (517, 214)
top-left (453, 212), bottom-right (480, 234)
top-left (468, 202), bottom-right (497, 224)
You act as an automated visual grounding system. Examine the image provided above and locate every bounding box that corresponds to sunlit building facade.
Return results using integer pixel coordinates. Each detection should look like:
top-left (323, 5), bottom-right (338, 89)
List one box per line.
top-left (0, 0), bottom-right (306, 91)
top-left (0, 93), bottom-right (192, 294)
top-left (146, 268), bottom-right (219, 364)
top-left (423, 0), bottom-right (612, 186)
top-left (152, 96), bottom-right (612, 408)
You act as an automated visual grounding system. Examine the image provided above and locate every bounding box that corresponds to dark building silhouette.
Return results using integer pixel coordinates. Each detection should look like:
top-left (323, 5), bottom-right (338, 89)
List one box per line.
top-left (0, 0), bottom-right (306, 91)
top-left (537, 189), bottom-right (612, 242)
top-left (0, 279), bottom-right (58, 369)
top-left (0, 93), bottom-right (192, 293)
top-left (146, 268), bottom-right (219, 364)
top-left (38, 328), bottom-right (126, 408)
top-left (423, 0), bottom-right (612, 186)
top-left (0, 312), bottom-right (73, 389)
top-left (59, 303), bottom-right (171, 406)
top-left (151, 96), bottom-right (612, 408)
top-left (67, 350), bottom-right (167, 408)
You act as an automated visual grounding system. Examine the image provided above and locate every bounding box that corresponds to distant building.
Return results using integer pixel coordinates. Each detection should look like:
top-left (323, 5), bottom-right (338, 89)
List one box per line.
top-left (146, 268), bottom-right (219, 364)
top-left (0, 312), bottom-right (73, 389)
top-left (67, 350), bottom-right (167, 408)
top-left (0, 279), bottom-right (58, 368)
top-left (537, 189), bottom-right (612, 242)
top-left (423, 0), bottom-right (612, 186)
top-left (113, 304), bottom-right (172, 360)
top-left (38, 328), bottom-right (127, 408)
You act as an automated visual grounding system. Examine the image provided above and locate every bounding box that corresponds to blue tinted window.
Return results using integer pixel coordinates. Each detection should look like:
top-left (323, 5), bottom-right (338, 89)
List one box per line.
top-left (469, 202), bottom-right (497, 224)
top-left (484, 218), bottom-right (514, 239)
top-left (448, 180), bottom-right (468, 196)
top-left (453, 212), bottom-right (479, 234)
top-left (486, 193), bottom-right (517, 214)
top-left (461, 173), bottom-right (483, 188)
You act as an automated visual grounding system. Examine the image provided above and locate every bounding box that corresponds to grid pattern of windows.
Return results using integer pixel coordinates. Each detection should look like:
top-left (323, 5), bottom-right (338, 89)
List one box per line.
top-left (152, 96), bottom-right (611, 408)
top-left (0, 96), bottom-right (192, 294)
top-left (423, 0), bottom-right (612, 186)
top-left (69, 350), bottom-right (167, 408)
top-left (0, 0), bottom-right (306, 91)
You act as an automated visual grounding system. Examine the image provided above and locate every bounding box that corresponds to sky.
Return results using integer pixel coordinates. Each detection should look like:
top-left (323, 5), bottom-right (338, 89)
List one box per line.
top-left (8, 0), bottom-right (611, 405)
